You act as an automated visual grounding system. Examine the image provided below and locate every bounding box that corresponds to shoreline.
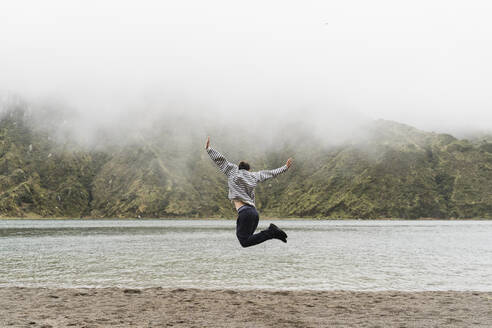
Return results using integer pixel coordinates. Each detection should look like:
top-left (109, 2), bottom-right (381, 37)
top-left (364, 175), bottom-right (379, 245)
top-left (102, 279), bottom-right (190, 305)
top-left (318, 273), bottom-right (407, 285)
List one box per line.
top-left (1, 216), bottom-right (490, 221)
top-left (1, 287), bottom-right (490, 327)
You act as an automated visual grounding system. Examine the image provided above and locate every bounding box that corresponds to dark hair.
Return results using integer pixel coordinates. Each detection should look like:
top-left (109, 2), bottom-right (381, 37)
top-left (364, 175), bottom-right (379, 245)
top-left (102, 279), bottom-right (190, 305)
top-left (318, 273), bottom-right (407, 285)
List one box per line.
top-left (238, 161), bottom-right (250, 171)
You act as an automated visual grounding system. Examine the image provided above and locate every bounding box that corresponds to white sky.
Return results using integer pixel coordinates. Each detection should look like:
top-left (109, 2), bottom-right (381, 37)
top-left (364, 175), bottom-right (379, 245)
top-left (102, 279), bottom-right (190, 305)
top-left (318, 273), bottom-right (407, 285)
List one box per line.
top-left (1, 0), bottom-right (491, 133)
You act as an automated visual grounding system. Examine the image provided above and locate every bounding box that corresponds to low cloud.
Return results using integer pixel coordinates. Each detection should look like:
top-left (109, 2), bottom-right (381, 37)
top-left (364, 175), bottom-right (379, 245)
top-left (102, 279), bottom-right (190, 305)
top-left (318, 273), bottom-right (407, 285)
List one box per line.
top-left (1, 0), bottom-right (491, 145)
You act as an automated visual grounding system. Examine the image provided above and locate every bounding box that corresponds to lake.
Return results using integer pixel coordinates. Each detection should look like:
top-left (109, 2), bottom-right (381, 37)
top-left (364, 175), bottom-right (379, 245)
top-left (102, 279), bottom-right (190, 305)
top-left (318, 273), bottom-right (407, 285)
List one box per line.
top-left (1, 219), bottom-right (491, 291)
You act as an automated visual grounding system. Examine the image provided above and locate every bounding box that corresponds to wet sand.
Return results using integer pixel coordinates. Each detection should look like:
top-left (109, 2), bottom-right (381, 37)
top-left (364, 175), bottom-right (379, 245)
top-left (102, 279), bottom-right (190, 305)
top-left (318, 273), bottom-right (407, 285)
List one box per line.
top-left (0, 288), bottom-right (490, 327)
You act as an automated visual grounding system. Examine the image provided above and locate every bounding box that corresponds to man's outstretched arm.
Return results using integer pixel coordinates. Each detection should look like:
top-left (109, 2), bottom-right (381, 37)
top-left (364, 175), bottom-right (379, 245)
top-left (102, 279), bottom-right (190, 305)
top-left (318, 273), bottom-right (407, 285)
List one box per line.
top-left (253, 158), bottom-right (293, 183)
top-left (205, 136), bottom-right (237, 176)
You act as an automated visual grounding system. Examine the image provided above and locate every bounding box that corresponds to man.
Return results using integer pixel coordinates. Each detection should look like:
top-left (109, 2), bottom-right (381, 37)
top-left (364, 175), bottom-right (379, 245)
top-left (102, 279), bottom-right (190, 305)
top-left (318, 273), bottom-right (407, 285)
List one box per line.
top-left (205, 136), bottom-right (293, 247)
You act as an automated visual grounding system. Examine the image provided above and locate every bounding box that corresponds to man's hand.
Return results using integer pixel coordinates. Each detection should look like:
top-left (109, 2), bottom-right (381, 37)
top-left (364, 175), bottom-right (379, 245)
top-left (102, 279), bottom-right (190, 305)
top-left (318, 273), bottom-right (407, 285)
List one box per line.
top-left (205, 136), bottom-right (210, 149)
top-left (286, 158), bottom-right (293, 168)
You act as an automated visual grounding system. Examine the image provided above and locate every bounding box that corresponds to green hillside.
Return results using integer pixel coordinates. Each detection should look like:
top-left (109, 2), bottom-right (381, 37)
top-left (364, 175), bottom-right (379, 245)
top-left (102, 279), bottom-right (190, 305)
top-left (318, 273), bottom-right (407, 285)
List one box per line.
top-left (1, 105), bottom-right (491, 219)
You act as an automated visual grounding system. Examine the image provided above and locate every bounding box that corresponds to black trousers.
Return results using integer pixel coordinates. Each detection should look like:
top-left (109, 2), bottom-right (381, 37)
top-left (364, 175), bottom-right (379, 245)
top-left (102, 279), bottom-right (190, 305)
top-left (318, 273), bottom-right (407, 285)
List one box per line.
top-left (236, 205), bottom-right (272, 247)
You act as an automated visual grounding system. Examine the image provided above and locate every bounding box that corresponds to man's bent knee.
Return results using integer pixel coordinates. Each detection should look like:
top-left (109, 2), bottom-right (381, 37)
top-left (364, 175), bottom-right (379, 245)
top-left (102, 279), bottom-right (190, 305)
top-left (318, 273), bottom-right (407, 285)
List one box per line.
top-left (237, 237), bottom-right (252, 248)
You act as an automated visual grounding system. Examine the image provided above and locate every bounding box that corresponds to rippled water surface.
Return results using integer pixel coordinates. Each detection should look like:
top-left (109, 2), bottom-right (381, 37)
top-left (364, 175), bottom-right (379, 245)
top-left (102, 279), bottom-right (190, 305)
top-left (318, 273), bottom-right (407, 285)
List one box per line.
top-left (1, 219), bottom-right (491, 291)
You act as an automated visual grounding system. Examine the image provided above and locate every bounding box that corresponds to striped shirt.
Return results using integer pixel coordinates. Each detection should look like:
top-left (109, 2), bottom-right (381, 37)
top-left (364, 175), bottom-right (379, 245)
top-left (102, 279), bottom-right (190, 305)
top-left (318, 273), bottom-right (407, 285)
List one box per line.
top-left (206, 147), bottom-right (289, 208)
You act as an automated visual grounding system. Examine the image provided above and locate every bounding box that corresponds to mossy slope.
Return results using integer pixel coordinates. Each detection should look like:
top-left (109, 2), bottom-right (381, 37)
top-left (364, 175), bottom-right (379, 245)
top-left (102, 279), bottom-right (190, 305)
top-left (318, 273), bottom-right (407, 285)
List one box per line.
top-left (1, 107), bottom-right (491, 219)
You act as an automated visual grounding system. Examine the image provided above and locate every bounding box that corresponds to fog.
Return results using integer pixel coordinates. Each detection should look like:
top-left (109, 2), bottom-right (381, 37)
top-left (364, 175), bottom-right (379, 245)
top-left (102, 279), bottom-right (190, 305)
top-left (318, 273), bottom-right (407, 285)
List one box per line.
top-left (1, 0), bottom-right (492, 144)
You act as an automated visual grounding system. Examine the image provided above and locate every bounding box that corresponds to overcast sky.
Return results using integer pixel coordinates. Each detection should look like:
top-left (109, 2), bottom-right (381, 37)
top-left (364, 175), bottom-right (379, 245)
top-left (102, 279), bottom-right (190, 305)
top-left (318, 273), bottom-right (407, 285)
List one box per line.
top-left (1, 0), bottom-right (491, 134)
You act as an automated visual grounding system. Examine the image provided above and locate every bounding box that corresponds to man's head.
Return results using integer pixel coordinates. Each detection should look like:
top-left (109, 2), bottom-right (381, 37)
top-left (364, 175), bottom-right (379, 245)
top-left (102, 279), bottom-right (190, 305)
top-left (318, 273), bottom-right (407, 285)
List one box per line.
top-left (238, 161), bottom-right (250, 171)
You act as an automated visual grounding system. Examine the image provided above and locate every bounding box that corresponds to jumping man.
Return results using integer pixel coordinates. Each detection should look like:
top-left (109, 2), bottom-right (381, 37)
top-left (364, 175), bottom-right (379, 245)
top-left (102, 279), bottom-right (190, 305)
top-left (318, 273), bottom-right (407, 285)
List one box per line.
top-left (205, 136), bottom-right (293, 247)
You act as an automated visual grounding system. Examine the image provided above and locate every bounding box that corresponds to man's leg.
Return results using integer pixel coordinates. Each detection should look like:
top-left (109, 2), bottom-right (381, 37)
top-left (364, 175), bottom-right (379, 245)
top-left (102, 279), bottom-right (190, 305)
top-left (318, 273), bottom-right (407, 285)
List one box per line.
top-left (236, 207), bottom-right (272, 247)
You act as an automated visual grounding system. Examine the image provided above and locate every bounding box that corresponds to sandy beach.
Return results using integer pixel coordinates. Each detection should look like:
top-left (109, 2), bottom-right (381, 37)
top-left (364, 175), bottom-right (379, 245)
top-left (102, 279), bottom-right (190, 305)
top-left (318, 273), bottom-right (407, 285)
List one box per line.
top-left (0, 288), bottom-right (490, 327)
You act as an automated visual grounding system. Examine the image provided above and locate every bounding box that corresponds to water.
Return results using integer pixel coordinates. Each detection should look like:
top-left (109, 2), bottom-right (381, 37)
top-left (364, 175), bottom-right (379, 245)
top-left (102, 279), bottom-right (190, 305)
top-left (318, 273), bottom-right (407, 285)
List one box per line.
top-left (0, 219), bottom-right (491, 291)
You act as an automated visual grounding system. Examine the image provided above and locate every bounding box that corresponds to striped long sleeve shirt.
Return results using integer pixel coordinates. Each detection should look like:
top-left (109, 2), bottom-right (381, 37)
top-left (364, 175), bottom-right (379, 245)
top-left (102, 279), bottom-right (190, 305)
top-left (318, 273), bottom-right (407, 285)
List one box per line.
top-left (206, 147), bottom-right (288, 208)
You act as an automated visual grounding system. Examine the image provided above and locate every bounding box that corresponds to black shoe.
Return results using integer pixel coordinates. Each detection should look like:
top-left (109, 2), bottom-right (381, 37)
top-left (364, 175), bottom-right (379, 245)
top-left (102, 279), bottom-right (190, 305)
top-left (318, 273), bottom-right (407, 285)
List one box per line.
top-left (269, 223), bottom-right (287, 243)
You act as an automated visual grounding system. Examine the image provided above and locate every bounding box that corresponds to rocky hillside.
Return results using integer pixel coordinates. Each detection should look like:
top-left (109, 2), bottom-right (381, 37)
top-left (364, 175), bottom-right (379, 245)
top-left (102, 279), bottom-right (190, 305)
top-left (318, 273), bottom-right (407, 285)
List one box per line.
top-left (1, 104), bottom-right (491, 219)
